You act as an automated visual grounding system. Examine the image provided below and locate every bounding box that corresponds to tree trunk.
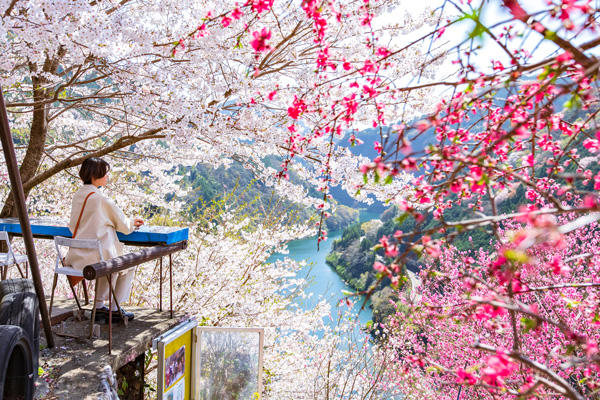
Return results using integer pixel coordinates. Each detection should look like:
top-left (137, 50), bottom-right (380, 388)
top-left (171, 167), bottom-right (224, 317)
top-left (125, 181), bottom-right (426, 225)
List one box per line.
top-left (0, 48), bottom-right (67, 218)
top-left (1, 74), bottom-right (49, 218)
top-left (0, 45), bottom-right (166, 218)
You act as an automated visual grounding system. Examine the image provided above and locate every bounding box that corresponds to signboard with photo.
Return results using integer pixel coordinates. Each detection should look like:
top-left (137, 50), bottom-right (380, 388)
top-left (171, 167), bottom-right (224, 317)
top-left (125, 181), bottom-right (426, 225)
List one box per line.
top-left (154, 322), bottom-right (264, 399)
top-left (154, 319), bottom-right (197, 400)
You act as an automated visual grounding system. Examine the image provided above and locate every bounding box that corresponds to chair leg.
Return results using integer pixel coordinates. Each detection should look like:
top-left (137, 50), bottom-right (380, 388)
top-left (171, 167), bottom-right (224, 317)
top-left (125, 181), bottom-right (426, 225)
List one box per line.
top-left (49, 273), bottom-right (58, 317)
top-left (25, 261), bottom-right (28, 278)
top-left (16, 263), bottom-right (25, 279)
top-left (67, 277), bottom-right (83, 312)
top-left (1, 265), bottom-right (6, 280)
top-left (82, 280), bottom-right (90, 306)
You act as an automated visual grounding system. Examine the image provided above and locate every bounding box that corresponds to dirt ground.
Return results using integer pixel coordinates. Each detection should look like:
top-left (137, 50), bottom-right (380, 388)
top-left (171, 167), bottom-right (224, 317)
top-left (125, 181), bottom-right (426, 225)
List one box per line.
top-left (35, 298), bottom-right (186, 399)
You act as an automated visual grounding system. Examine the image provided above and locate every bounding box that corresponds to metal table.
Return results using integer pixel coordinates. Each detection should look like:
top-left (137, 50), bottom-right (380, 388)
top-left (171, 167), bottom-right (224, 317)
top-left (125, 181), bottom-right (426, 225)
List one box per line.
top-left (0, 217), bottom-right (188, 246)
top-left (0, 217), bottom-right (189, 353)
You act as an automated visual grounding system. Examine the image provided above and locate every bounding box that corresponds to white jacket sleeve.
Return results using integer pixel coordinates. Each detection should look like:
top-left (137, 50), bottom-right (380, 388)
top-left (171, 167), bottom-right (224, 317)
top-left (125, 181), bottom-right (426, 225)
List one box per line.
top-left (102, 197), bottom-right (134, 235)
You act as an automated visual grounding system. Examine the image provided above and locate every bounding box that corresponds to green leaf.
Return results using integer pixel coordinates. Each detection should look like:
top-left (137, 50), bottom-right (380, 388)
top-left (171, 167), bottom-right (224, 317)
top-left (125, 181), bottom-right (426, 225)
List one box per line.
top-left (544, 30), bottom-right (557, 41)
top-left (563, 297), bottom-right (580, 308)
top-left (504, 249), bottom-right (529, 263)
top-left (468, 21), bottom-right (487, 40)
top-left (564, 94), bottom-right (581, 110)
top-left (461, 7), bottom-right (487, 41)
top-left (384, 174), bottom-right (393, 185)
top-left (465, 82), bottom-right (474, 94)
top-left (538, 65), bottom-right (552, 80)
top-left (520, 317), bottom-right (538, 333)
top-left (477, 173), bottom-right (489, 185)
top-left (426, 365), bottom-right (442, 373)
top-left (394, 212), bottom-right (409, 225)
top-left (412, 244), bottom-right (424, 257)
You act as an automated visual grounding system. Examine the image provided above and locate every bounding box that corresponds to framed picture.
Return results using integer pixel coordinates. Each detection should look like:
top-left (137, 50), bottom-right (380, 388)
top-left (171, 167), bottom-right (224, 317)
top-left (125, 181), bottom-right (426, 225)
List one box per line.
top-left (154, 319), bottom-right (198, 400)
top-left (196, 327), bottom-right (264, 400)
top-left (154, 323), bottom-right (264, 399)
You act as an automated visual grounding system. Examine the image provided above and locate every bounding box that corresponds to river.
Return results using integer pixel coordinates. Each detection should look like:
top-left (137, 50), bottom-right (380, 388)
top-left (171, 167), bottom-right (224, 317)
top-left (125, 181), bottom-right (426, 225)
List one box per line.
top-left (268, 210), bottom-right (380, 328)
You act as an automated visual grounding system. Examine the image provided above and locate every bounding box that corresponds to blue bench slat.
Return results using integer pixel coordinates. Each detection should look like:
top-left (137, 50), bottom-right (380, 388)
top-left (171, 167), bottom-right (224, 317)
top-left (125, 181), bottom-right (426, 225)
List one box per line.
top-left (0, 218), bottom-right (188, 245)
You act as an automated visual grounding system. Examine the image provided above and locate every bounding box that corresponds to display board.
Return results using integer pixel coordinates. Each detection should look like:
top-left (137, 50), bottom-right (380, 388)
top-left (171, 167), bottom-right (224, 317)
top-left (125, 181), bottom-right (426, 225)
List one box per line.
top-left (154, 323), bottom-right (264, 399)
top-left (154, 320), bottom-right (197, 400)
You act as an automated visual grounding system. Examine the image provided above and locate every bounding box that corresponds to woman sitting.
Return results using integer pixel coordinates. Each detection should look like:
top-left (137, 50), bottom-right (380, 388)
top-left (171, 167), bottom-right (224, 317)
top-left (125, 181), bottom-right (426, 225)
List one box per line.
top-left (64, 157), bottom-right (143, 321)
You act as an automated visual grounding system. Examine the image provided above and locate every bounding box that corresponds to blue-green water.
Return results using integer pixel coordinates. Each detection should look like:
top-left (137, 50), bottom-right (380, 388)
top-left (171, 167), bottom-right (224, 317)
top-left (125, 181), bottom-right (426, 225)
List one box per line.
top-left (268, 210), bottom-right (380, 328)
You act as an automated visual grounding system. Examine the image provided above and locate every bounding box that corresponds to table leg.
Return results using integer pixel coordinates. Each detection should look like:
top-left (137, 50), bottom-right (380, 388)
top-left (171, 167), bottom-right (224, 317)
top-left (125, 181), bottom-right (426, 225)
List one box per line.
top-left (159, 257), bottom-right (163, 312)
top-left (169, 254), bottom-right (173, 319)
top-left (108, 274), bottom-right (112, 355)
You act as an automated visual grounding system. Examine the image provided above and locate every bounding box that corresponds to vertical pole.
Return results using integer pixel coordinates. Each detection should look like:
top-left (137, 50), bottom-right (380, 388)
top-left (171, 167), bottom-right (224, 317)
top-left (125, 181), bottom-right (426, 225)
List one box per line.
top-left (159, 257), bottom-right (163, 312)
top-left (89, 279), bottom-right (99, 339)
top-left (0, 88), bottom-right (55, 348)
top-left (169, 254), bottom-right (173, 319)
top-left (108, 274), bottom-right (113, 355)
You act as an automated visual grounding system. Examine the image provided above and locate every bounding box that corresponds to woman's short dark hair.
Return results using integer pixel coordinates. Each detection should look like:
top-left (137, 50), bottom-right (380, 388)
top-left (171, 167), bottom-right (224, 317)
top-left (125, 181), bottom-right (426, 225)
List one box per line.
top-left (79, 157), bottom-right (110, 184)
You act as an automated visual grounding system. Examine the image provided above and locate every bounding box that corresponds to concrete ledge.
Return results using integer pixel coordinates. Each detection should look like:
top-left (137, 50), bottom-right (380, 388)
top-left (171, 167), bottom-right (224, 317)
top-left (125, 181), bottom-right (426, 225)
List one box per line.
top-left (36, 298), bottom-right (187, 399)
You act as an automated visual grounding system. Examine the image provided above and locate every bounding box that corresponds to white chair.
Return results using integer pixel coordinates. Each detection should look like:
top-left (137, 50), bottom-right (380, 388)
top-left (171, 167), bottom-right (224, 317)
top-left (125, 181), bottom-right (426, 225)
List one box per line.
top-left (52, 236), bottom-right (129, 343)
top-left (0, 231), bottom-right (28, 280)
top-left (51, 236), bottom-right (104, 318)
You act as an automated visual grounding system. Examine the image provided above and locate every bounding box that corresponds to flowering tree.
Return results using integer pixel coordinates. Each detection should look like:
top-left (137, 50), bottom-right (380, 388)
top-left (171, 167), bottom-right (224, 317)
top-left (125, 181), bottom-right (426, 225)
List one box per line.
top-left (177, 2), bottom-right (600, 396)
top-left (0, 0), bottom-right (435, 220)
top-left (4, 0), bottom-right (600, 398)
top-left (383, 215), bottom-right (600, 399)
top-left (1, 1), bottom-right (442, 397)
top-left (340, 0), bottom-right (600, 398)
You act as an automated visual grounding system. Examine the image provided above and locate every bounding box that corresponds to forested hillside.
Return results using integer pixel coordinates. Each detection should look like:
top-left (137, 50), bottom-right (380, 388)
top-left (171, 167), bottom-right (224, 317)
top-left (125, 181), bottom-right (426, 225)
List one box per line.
top-left (174, 159), bottom-right (361, 231)
top-left (328, 102), bottom-right (600, 327)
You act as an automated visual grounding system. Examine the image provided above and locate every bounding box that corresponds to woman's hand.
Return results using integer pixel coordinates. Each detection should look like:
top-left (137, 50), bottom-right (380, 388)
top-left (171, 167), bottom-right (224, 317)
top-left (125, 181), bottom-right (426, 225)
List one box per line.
top-left (133, 218), bottom-right (144, 228)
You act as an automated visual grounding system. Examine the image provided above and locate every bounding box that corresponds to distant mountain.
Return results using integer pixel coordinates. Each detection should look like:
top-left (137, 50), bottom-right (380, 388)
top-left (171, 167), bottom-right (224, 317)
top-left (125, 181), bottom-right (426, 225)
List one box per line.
top-left (327, 89), bottom-right (598, 329)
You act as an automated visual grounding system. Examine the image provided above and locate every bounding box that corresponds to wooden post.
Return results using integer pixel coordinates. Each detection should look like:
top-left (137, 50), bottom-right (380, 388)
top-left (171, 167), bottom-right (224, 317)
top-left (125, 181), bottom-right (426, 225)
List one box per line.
top-left (0, 88), bottom-right (54, 348)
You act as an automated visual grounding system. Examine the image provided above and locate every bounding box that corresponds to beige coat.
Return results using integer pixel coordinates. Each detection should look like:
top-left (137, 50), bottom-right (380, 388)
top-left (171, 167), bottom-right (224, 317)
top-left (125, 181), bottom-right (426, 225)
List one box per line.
top-left (64, 184), bottom-right (134, 271)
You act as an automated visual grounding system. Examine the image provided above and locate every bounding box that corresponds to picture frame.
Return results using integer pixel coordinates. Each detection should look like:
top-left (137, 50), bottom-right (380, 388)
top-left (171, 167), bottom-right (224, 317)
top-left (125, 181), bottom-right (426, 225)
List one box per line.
top-left (153, 319), bottom-right (198, 400)
top-left (154, 323), bottom-right (264, 399)
top-left (196, 327), bottom-right (264, 400)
